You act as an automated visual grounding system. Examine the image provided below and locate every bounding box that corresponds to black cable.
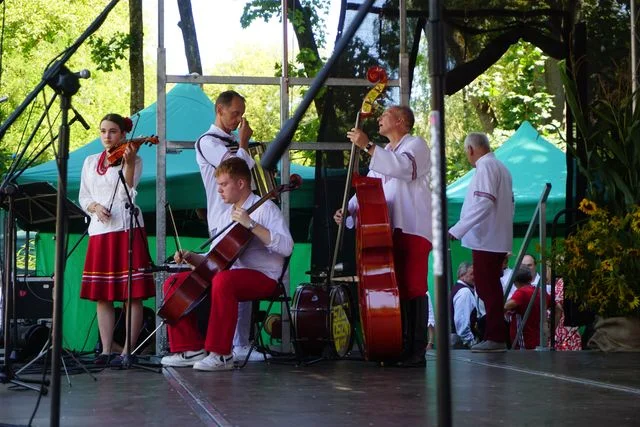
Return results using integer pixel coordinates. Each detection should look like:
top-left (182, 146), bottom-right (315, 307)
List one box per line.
top-left (78, 312), bottom-right (97, 353)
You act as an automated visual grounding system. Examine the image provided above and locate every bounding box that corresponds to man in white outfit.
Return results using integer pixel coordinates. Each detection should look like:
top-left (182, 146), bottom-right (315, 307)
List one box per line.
top-left (449, 132), bottom-right (514, 353)
top-left (161, 90), bottom-right (262, 366)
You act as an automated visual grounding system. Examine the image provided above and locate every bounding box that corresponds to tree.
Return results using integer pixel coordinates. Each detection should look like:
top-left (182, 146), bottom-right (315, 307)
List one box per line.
top-left (177, 0), bottom-right (202, 75)
top-left (0, 0), bottom-right (132, 176)
top-left (129, 0), bottom-right (145, 114)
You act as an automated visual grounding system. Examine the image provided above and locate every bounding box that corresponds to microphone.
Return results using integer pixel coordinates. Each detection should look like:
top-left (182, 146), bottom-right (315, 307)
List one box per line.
top-left (75, 69), bottom-right (91, 79)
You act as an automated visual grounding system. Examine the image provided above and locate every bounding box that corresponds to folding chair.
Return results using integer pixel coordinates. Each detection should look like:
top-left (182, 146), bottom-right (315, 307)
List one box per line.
top-left (237, 256), bottom-right (298, 368)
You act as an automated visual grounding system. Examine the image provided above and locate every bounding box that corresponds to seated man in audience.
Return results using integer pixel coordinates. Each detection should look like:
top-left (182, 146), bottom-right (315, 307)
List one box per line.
top-left (450, 262), bottom-right (484, 349)
top-left (160, 157), bottom-right (293, 371)
top-left (504, 268), bottom-right (561, 349)
top-left (499, 254), bottom-right (513, 294)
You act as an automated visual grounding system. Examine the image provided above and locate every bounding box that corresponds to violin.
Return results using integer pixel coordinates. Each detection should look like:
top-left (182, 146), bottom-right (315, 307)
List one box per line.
top-left (107, 135), bottom-right (159, 166)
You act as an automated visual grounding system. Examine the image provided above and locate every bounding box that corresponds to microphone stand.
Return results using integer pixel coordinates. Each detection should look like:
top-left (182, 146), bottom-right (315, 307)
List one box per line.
top-left (0, 3), bottom-right (122, 426)
top-left (116, 170), bottom-right (160, 373)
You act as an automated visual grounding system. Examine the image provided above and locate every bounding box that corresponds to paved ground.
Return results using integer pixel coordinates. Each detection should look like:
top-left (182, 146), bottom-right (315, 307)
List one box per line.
top-left (1, 350), bottom-right (639, 426)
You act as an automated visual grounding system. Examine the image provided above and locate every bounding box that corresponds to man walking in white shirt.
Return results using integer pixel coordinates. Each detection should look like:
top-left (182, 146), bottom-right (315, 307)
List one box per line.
top-left (449, 132), bottom-right (514, 352)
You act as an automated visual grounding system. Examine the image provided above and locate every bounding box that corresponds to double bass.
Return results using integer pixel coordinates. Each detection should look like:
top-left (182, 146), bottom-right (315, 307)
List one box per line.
top-left (158, 174), bottom-right (302, 325)
top-left (331, 66), bottom-right (402, 361)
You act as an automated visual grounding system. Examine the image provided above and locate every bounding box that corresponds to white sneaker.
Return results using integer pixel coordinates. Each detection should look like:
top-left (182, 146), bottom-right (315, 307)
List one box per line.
top-left (193, 353), bottom-right (234, 371)
top-left (161, 350), bottom-right (207, 367)
top-left (233, 345), bottom-right (271, 362)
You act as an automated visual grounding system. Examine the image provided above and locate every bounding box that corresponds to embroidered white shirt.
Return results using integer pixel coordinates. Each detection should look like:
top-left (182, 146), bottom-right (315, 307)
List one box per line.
top-left (346, 134), bottom-right (433, 241)
top-left (196, 124), bottom-right (255, 236)
top-left (449, 152), bottom-right (514, 252)
top-left (79, 153), bottom-right (144, 236)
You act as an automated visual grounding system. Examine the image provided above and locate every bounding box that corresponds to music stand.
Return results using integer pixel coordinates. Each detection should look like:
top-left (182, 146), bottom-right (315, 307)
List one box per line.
top-left (3, 181), bottom-right (88, 232)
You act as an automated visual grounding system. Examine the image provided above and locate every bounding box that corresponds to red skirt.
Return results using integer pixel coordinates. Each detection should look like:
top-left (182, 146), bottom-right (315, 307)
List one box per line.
top-left (80, 229), bottom-right (156, 301)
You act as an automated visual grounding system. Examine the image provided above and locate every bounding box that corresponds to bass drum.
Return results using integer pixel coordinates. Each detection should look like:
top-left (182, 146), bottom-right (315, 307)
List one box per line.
top-left (291, 284), bottom-right (354, 358)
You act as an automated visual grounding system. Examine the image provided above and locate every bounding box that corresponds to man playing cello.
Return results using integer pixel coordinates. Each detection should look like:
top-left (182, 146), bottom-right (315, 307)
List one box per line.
top-left (162, 157), bottom-right (294, 371)
top-left (334, 105), bottom-right (433, 367)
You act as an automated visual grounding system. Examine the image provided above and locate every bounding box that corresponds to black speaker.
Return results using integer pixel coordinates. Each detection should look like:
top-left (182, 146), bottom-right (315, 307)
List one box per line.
top-left (10, 320), bottom-right (50, 361)
top-left (15, 276), bottom-right (54, 320)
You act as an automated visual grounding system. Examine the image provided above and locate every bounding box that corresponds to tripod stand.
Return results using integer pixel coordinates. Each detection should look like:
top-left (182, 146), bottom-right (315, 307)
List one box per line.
top-left (113, 169), bottom-right (160, 373)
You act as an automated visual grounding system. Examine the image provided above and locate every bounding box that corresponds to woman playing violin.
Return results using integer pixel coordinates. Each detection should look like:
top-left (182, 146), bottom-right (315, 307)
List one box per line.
top-left (78, 113), bottom-right (155, 368)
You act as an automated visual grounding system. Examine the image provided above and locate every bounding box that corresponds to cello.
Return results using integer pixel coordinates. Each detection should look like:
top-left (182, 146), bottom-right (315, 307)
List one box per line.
top-left (157, 174), bottom-right (302, 325)
top-left (331, 66), bottom-right (402, 361)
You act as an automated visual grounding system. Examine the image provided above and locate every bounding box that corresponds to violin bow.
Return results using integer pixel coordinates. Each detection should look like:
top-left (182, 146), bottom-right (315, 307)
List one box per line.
top-left (165, 202), bottom-right (183, 256)
top-left (329, 66), bottom-right (388, 281)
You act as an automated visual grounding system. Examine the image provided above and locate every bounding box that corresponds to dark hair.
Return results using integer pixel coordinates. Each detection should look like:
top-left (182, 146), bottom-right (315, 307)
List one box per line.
top-left (513, 268), bottom-right (533, 285)
top-left (215, 157), bottom-right (252, 183)
top-left (390, 105), bottom-right (415, 131)
top-left (215, 90), bottom-right (245, 109)
top-left (101, 113), bottom-right (133, 133)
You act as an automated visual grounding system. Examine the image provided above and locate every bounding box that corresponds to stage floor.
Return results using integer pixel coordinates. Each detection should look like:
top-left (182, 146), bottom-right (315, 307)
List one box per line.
top-left (1, 350), bottom-right (639, 426)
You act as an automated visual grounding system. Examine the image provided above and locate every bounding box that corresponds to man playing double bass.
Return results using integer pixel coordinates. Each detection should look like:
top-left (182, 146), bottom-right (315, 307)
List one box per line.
top-left (334, 105), bottom-right (433, 367)
top-left (161, 157), bottom-right (294, 371)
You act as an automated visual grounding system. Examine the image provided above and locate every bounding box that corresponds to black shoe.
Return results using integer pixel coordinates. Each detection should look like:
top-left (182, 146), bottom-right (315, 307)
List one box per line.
top-left (396, 351), bottom-right (426, 368)
top-left (109, 354), bottom-right (138, 369)
top-left (94, 353), bottom-right (111, 366)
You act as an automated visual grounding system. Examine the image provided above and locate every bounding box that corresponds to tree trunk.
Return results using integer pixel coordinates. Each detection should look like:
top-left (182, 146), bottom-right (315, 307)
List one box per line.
top-left (129, 0), bottom-right (145, 114)
top-left (177, 0), bottom-right (202, 75)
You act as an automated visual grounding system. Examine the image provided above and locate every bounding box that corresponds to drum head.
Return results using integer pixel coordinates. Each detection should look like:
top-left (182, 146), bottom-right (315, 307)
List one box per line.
top-left (292, 284), bottom-right (329, 357)
top-left (329, 285), bottom-right (354, 358)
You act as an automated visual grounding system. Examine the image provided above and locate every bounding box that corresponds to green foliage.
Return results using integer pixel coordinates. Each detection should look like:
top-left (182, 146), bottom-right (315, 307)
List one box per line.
top-left (88, 32), bottom-right (131, 72)
top-left (555, 199), bottom-right (640, 318)
top-left (467, 40), bottom-right (559, 133)
top-left (559, 60), bottom-right (640, 216)
top-left (240, 0), bottom-right (329, 49)
top-left (0, 0), bottom-right (142, 178)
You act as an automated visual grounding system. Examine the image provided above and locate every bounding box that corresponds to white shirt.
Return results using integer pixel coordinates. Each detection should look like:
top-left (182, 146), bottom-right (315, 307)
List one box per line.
top-left (79, 153), bottom-right (144, 236)
top-left (346, 134), bottom-right (433, 241)
top-left (211, 193), bottom-right (293, 282)
top-left (452, 280), bottom-right (482, 344)
top-left (449, 152), bottom-right (513, 252)
top-left (426, 292), bottom-right (435, 327)
top-left (196, 124), bottom-right (255, 236)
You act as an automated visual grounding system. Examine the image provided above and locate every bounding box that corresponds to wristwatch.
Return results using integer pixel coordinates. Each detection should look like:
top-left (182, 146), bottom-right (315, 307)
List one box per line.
top-left (247, 219), bottom-right (258, 231)
top-left (364, 141), bottom-right (375, 152)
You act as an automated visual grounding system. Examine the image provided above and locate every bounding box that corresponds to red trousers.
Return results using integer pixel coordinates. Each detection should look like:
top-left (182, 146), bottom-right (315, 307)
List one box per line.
top-left (393, 230), bottom-right (433, 300)
top-left (472, 250), bottom-right (507, 342)
top-left (163, 269), bottom-right (277, 355)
